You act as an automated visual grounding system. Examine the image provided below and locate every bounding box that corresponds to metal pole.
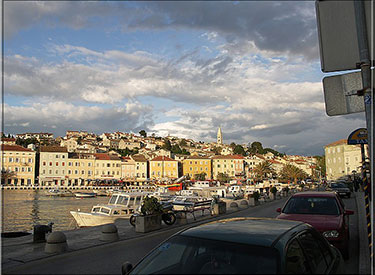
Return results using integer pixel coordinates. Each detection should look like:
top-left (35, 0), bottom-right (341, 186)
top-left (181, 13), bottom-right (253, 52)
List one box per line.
top-left (354, 0), bottom-right (373, 265)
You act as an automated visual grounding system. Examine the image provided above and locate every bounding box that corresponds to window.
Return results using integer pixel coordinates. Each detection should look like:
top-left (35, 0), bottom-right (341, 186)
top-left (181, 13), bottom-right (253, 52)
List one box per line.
top-left (62, 162), bottom-right (65, 166)
top-left (56, 155), bottom-right (59, 158)
top-left (42, 170), bottom-right (45, 174)
top-left (9, 157), bottom-right (13, 162)
top-left (88, 171), bottom-right (92, 176)
top-left (43, 161), bottom-right (46, 166)
top-left (15, 158), bottom-right (19, 163)
top-left (15, 167), bottom-right (19, 172)
top-left (28, 167), bottom-right (32, 172)
top-left (56, 162), bottom-right (59, 166)
top-left (75, 170), bottom-right (78, 175)
top-left (28, 158), bottom-right (33, 163)
top-left (49, 170), bottom-right (52, 175)
top-left (285, 239), bottom-right (310, 274)
top-left (21, 167), bottom-right (25, 172)
top-left (337, 147), bottom-right (340, 153)
top-left (69, 162), bottom-right (72, 166)
top-left (55, 170), bottom-right (58, 174)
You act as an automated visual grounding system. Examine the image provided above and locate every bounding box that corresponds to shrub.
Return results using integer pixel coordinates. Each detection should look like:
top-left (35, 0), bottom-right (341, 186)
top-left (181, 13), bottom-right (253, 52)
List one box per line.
top-left (140, 196), bottom-right (163, 216)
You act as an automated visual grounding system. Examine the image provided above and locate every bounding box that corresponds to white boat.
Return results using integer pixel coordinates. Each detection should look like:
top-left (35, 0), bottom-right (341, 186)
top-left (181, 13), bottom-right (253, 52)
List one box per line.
top-left (70, 192), bottom-right (150, 227)
top-left (46, 188), bottom-right (74, 197)
top-left (74, 192), bottom-right (97, 198)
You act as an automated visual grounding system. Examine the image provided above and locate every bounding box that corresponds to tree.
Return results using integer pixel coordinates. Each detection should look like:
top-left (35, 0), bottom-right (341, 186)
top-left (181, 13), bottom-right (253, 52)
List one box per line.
top-left (233, 144), bottom-right (246, 156)
top-left (230, 142), bottom-right (236, 150)
top-left (278, 164), bottom-right (308, 185)
top-left (248, 141), bottom-right (264, 154)
top-left (171, 144), bottom-right (182, 154)
top-left (179, 139), bottom-right (187, 147)
top-left (1, 169), bottom-right (16, 185)
top-left (313, 155), bottom-right (326, 179)
top-left (252, 161), bottom-right (275, 182)
top-left (217, 173), bottom-right (230, 183)
top-left (139, 130), bottom-right (147, 138)
top-left (194, 172), bottom-right (207, 181)
top-left (16, 137), bottom-right (38, 148)
top-left (77, 137), bottom-right (83, 145)
top-left (263, 148), bottom-right (284, 157)
top-left (162, 139), bottom-right (172, 151)
top-left (212, 146), bottom-right (221, 155)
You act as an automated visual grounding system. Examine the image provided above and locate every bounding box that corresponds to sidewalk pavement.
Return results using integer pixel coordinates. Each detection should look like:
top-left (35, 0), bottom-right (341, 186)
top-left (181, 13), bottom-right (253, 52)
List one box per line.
top-left (2, 197), bottom-right (260, 272)
top-left (355, 191), bottom-right (371, 274)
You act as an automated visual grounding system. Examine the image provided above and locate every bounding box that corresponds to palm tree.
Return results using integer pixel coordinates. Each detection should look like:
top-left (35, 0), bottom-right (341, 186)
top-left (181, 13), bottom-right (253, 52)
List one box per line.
top-left (1, 169), bottom-right (16, 185)
top-left (278, 164), bottom-right (307, 185)
top-left (253, 161), bottom-right (276, 182)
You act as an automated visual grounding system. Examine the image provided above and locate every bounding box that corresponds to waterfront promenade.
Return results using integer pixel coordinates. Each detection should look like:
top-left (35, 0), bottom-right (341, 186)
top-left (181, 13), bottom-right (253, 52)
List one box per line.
top-left (2, 191), bottom-right (370, 274)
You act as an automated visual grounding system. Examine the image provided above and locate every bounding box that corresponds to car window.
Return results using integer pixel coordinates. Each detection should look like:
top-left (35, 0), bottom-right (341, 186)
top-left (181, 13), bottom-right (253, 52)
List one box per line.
top-left (298, 232), bottom-right (328, 274)
top-left (336, 195), bottom-right (345, 211)
top-left (283, 197), bottom-right (340, 215)
top-left (131, 235), bottom-right (279, 274)
top-left (285, 239), bottom-right (311, 274)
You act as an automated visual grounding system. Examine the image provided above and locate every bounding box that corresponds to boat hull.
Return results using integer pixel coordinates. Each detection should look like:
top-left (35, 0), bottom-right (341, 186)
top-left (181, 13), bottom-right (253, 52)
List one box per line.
top-left (70, 211), bottom-right (122, 227)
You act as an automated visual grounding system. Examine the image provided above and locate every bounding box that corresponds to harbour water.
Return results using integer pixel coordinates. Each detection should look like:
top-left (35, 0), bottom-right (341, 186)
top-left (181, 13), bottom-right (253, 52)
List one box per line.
top-left (1, 190), bottom-right (109, 232)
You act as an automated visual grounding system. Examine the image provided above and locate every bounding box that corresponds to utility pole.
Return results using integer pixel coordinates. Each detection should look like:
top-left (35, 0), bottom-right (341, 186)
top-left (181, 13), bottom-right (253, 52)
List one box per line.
top-left (354, 0), bottom-right (373, 265)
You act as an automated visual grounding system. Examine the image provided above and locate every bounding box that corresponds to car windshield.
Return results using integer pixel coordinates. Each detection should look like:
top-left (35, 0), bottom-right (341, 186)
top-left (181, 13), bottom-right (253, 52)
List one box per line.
top-left (283, 196), bottom-right (340, 215)
top-left (130, 235), bottom-right (279, 274)
top-left (331, 183), bottom-right (346, 188)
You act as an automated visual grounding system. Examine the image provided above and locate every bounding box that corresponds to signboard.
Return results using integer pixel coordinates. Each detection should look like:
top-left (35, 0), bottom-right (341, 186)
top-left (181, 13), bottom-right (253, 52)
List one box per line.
top-left (323, 71), bottom-right (365, 116)
top-left (347, 128), bottom-right (368, 144)
top-left (316, 0), bottom-right (374, 72)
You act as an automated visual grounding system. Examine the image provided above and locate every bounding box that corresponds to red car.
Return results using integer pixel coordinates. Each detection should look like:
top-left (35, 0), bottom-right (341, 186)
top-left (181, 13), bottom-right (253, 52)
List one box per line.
top-left (276, 191), bottom-right (354, 259)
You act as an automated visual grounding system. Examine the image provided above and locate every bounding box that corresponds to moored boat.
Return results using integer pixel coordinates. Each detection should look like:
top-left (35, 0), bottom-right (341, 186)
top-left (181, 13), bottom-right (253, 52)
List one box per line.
top-left (74, 192), bottom-right (97, 198)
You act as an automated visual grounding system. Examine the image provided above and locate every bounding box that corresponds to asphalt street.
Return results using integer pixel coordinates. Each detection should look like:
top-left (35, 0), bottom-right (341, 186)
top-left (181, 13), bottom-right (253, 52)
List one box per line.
top-left (3, 194), bottom-right (360, 274)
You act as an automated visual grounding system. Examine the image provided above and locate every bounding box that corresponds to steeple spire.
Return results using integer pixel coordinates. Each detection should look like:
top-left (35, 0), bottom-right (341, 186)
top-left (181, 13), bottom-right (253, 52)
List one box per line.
top-left (217, 127), bottom-right (223, 144)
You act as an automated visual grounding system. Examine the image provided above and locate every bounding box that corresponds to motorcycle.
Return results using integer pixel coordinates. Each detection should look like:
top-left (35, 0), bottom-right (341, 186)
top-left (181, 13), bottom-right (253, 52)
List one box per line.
top-left (129, 201), bottom-right (177, 226)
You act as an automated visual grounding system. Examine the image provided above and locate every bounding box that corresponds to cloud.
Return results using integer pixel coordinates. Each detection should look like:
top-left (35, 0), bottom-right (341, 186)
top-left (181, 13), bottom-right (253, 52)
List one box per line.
top-left (5, 1), bottom-right (318, 60)
top-left (3, 101), bottom-right (155, 137)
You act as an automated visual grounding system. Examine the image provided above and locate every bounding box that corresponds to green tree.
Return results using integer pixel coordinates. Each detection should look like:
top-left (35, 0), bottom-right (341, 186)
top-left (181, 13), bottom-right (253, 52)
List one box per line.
top-left (230, 142), bottom-right (236, 150)
top-left (77, 137), bottom-right (83, 145)
top-left (181, 148), bottom-right (190, 155)
top-left (194, 172), bottom-right (207, 181)
top-left (278, 164), bottom-right (307, 184)
top-left (16, 137), bottom-right (38, 148)
top-left (179, 139), bottom-right (187, 147)
top-left (313, 155), bottom-right (326, 179)
top-left (248, 141), bottom-right (264, 154)
top-left (253, 161), bottom-right (275, 181)
top-left (139, 130), bottom-right (147, 137)
top-left (162, 139), bottom-right (172, 151)
top-left (171, 144), bottom-right (182, 154)
top-left (217, 173), bottom-right (230, 183)
top-left (263, 148), bottom-right (284, 157)
top-left (233, 144), bottom-right (246, 156)
top-left (1, 169), bottom-right (16, 185)
top-left (212, 146), bottom-right (221, 155)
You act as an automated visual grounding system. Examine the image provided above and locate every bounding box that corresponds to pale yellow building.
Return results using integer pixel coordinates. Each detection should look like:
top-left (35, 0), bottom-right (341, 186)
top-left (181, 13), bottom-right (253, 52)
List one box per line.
top-left (131, 154), bottom-right (148, 181)
top-left (66, 153), bottom-right (95, 185)
top-left (94, 153), bottom-right (122, 180)
top-left (182, 156), bottom-right (212, 179)
top-left (1, 144), bottom-right (36, 185)
top-left (149, 156), bottom-right (178, 180)
top-left (212, 155), bottom-right (244, 180)
top-left (121, 157), bottom-right (136, 180)
top-left (39, 146), bottom-right (69, 186)
top-left (325, 139), bottom-right (364, 180)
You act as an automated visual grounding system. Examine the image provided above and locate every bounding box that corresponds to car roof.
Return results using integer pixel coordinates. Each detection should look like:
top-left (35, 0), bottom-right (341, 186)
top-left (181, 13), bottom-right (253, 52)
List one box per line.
top-left (179, 217), bottom-right (307, 247)
top-left (291, 191), bottom-right (337, 197)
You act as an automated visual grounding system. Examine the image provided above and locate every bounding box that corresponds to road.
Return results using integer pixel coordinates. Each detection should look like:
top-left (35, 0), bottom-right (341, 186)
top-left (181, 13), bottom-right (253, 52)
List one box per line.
top-left (4, 194), bottom-right (360, 274)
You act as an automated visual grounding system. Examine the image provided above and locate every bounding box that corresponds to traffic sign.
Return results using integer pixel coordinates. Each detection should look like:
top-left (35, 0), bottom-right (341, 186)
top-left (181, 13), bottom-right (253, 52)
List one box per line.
top-left (347, 128), bottom-right (368, 144)
top-left (323, 71), bottom-right (365, 116)
top-left (316, 0), bottom-right (374, 72)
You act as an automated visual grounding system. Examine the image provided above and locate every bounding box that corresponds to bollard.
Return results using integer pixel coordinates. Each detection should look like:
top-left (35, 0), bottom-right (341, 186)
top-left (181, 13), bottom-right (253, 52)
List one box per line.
top-left (33, 222), bottom-right (53, 243)
top-left (100, 224), bottom-right (119, 242)
top-left (240, 200), bottom-right (248, 208)
top-left (45, 232), bottom-right (68, 253)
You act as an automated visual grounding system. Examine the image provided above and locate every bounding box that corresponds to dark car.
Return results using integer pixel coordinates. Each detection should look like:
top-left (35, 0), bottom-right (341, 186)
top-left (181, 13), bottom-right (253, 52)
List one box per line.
top-left (276, 192), bottom-right (354, 259)
top-left (122, 217), bottom-right (344, 274)
top-left (328, 182), bottom-right (351, 198)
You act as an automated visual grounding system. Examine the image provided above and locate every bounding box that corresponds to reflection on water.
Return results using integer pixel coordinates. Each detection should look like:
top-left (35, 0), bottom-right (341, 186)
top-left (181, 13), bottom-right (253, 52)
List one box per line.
top-left (2, 190), bottom-right (109, 232)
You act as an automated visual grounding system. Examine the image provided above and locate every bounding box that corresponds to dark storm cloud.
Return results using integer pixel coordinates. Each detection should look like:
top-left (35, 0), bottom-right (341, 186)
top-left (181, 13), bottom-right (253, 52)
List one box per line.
top-left (5, 1), bottom-right (318, 60)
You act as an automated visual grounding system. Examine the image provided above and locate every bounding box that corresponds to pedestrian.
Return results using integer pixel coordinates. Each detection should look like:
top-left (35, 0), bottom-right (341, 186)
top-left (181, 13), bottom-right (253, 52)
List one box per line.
top-left (354, 178), bottom-right (360, 192)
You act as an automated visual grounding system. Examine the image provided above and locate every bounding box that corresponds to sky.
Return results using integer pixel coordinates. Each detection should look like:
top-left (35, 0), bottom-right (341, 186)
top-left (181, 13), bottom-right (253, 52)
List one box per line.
top-left (3, 1), bottom-right (366, 156)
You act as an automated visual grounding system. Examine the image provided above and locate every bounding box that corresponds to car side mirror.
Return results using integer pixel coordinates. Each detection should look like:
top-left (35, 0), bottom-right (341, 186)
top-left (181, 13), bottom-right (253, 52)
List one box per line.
top-left (122, 261), bottom-right (133, 275)
top-left (345, 209), bottom-right (354, 215)
top-left (276, 208), bottom-right (281, 213)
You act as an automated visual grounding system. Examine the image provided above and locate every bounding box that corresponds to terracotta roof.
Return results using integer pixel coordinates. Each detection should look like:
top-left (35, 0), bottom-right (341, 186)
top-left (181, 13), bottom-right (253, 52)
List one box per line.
top-left (40, 146), bottom-right (68, 153)
top-left (150, 156), bottom-right (176, 162)
top-left (212, 155), bottom-right (244, 160)
top-left (1, 144), bottom-right (33, 152)
top-left (325, 139), bottom-right (347, 147)
top-left (131, 154), bottom-right (147, 162)
top-left (1, 138), bottom-right (16, 141)
top-left (94, 153), bottom-right (121, 161)
top-left (185, 156), bottom-right (211, 160)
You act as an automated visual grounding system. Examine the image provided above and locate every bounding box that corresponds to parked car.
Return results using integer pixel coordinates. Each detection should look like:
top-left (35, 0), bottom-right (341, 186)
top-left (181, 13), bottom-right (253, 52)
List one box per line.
top-left (276, 192), bottom-right (354, 259)
top-left (122, 217), bottom-right (345, 274)
top-left (327, 182), bottom-right (351, 198)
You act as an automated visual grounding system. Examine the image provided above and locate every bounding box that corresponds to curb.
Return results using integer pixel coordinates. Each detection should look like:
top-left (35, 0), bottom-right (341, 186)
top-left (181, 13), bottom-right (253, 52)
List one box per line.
top-left (355, 192), bottom-right (371, 274)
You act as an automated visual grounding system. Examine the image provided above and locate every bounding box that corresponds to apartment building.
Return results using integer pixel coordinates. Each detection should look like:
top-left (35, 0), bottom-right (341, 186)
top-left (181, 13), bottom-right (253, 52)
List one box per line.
top-left (60, 138), bottom-right (78, 152)
top-left (325, 139), bottom-right (364, 180)
top-left (182, 156), bottom-right (212, 179)
top-left (66, 153), bottom-right (95, 185)
top-left (131, 154), bottom-right (148, 181)
top-left (39, 146), bottom-right (69, 185)
top-left (94, 153), bottom-right (122, 180)
top-left (212, 155), bottom-right (244, 180)
top-left (121, 157), bottom-right (136, 180)
top-left (149, 156), bottom-right (178, 180)
top-left (1, 144), bottom-right (36, 185)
